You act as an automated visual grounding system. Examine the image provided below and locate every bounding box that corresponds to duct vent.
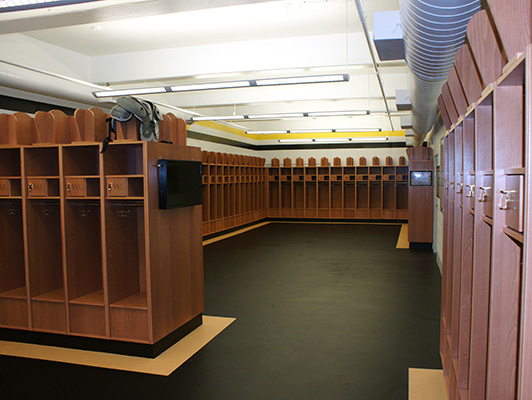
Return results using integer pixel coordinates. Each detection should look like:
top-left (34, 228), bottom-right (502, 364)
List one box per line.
top-left (373, 10), bottom-right (405, 61)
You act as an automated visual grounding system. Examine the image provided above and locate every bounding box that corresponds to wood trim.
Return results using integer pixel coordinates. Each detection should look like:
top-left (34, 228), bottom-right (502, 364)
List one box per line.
top-left (442, 82), bottom-right (460, 125)
top-left (447, 66), bottom-right (469, 117)
top-left (455, 43), bottom-right (483, 106)
top-left (486, 0), bottom-right (530, 63)
top-left (467, 10), bottom-right (505, 88)
top-left (438, 95), bottom-right (452, 131)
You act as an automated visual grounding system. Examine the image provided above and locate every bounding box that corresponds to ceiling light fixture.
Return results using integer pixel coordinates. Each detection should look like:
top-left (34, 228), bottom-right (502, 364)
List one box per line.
top-left (288, 129), bottom-right (334, 134)
top-left (246, 130), bottom-right (288, 135)
top-left (190, 109), bottom-right (368, 122)
top-left (350, 137), bottom-right (389, 141)
top-left (246, 112), bottom-right (305, 119)
top-left (245, 128), bottom-right (382, 135)
top-left (307, 110), bottom-right (369, 117)
top-left (254, 74), bottom-right (349, 86)
top-left (277, 137), bottom-right (389, 144)
top-left (0, 0), bottom-right (98, 13)
top-left (92, 74), bottom-right (349, 98)
top-left (170, 80), bottom-right (251, 92)
top-left (334, 128), bottom-right (382, 133)
top-left (278, 139), bottom-right (316, 143)
top-left (192, 115), bottom-right (247, 121)
top-left (93, 87), bottom-right (168, 98)
top-left (314, 138), bottom-right (352, 143)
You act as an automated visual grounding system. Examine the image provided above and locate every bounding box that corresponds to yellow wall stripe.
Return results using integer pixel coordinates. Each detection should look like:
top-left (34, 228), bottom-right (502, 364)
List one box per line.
top-left (189, 120), bottom-right (405, 141)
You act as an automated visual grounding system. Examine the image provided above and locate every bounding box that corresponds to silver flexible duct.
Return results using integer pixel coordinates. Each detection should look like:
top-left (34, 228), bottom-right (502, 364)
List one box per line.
top-left (399, 0), bottom-right (480, 145)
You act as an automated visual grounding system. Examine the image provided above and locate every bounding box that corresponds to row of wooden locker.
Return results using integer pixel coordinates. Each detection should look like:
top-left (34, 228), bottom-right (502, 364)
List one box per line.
top-left (0, 140), bottom-right (203, 346)
top-left (267, 156), bottom-right (409, 220)
top-left (438, 1), bottom-right (532, 395)
top-left (267, 179), bottom-right (408, 220)
top-left (0, 108), bottom-right (186, 146)
top-left (201, 152), bottom-right (410, 235)
top-left (201, 151), bottom-right (267, 236)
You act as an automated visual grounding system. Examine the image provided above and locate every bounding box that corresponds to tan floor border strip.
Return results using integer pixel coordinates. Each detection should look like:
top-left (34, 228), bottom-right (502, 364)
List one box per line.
top-left (272, 221), bottom-right (409, 248)
top-left (396, 224), bottom-right (410, 249)
top-left (270, 220), bottom-right (404, 226)
top-left (203, 220), bottom-right (408, 247)
top-left (203, 221), bottom-right (271, 246)
top-left (0, 316), bottom-right (235, 376)
top-left (409, 368), bottom-right (447, 400)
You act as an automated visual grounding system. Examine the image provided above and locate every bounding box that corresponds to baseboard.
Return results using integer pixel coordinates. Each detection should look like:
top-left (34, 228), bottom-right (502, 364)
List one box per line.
top-left (409, 242), bottom-right (433, 250)
top-left (203, 220), bottom-right (267, 240)
top-left (0, 314), bottom-right (203, 358)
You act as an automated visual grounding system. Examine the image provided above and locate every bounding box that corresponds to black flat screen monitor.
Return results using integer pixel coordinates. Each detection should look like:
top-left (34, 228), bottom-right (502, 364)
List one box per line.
top-left (410, 170), bottom-right (433, 186)
top-left (158, 159), bottom-right (202, 209)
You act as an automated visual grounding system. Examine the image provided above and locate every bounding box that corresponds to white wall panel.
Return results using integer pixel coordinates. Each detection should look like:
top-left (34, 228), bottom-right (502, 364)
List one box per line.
top-left (0, 34), bottom-right (90, 81)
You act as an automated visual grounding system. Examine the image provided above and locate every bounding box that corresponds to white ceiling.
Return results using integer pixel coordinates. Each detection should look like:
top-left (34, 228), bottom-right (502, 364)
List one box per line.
top-left (0, 0), bottom-right (409, 139)
top-left (25, 1), bottom-right (358, 56)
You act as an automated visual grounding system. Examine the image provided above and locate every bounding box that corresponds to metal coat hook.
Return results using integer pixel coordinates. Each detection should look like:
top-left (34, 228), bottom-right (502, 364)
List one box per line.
top-left (43, 209), bottom-right (53, 217)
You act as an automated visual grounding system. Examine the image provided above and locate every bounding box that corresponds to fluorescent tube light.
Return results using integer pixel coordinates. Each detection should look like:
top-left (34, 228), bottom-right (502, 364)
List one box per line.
top-left (278, 139), bottom-right (315, 143)
top-left (93, 87), bottom-right (167, 98)
top-left (350, 137), bottom-right (389, 141)
top-left (333, 128), bottom-right (382, 133)
top-left (277, 137), bottom-right (388, 144)
top-left (170, 80), bottom-right (251, 92)
top-left (189, 110), bottom-right (371, 122)
top-left (0, 0), bottom-right (98, 13)
top-left (193, 115), bottom-right (246, 121)
top-left (92, 74), bottom-right (350, 98)
top-left (255, 74), bottom-right (349, 86)
top-left (245, 129), bottom-right (385, 135)
top-left (247, 113), bottom-right (305, 119)
top-left (308, 110), bottom-right (369, 117)
top-left (289, 129), bottom-right (334, 134)
top-left (314, 138), bottom-right (351, 143)
top-left (246, 130), bottom-right (287, 135)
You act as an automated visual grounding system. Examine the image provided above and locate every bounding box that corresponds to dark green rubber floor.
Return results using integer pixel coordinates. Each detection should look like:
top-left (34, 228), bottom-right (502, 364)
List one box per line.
top-left (1, 223), bottom-right (442, 400)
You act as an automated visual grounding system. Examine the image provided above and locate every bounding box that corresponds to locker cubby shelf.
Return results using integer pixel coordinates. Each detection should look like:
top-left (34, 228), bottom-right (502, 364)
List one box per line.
top-left (267, 160), bottom-right (408, 220)
top-left (201, 151), bottom-right (267, 236)
top-left (0, 286), bottom-right (26, 300)
top-left (69, 290), bottom-right (105, 306)
top-left (0, 137), bottom-right (204, 349)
